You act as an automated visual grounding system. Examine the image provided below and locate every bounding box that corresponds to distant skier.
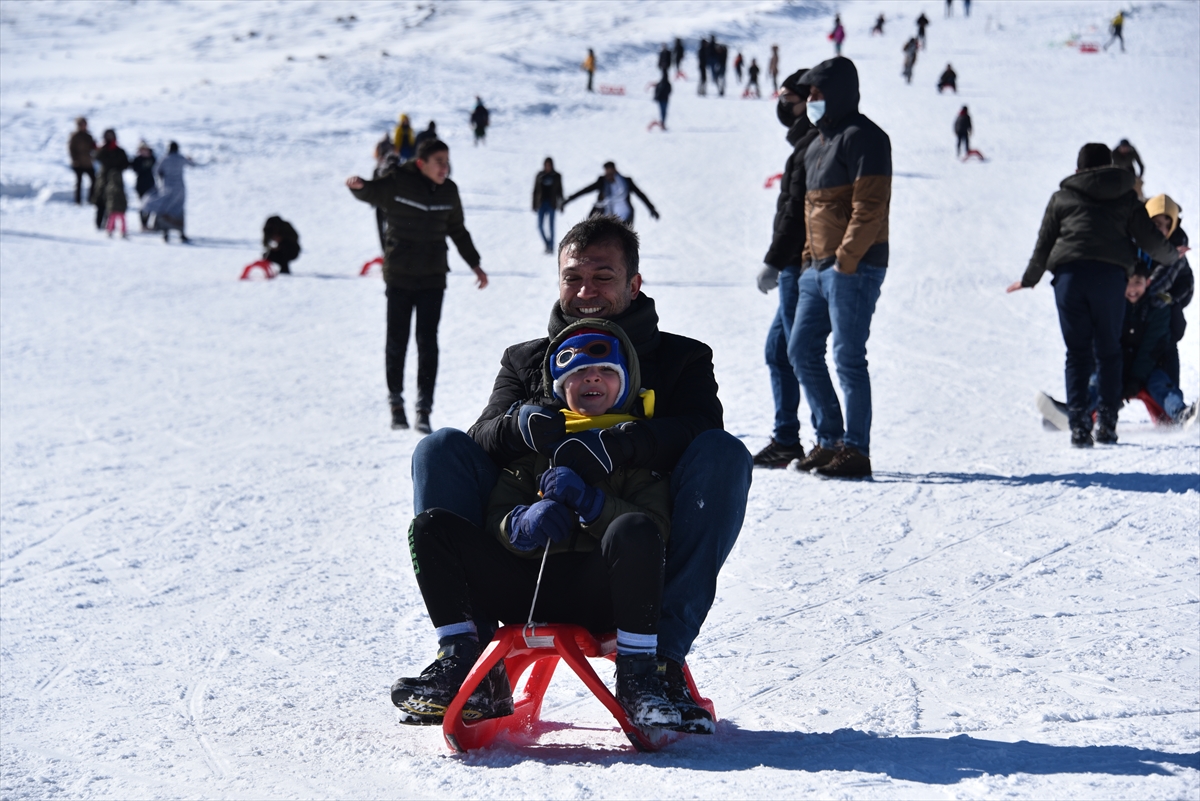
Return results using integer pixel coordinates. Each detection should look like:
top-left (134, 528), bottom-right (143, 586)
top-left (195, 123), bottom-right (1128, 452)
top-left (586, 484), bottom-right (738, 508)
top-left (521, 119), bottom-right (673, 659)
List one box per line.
top-left (916, 12), bottom-right (930, 48)
top-left (346, 138), bottom-right (488, 433)
top-left (657, 43), bottom-right (672, 78)
top-left (93, 129), bottom-right (129, 239)
top-left (938, 63), bottom-right (957, 93)
top-left (653, 75), bottom-right (672, 128)
top-left (902, 37), bottom-right (919, 83)
top-left (745, 59), bottom-right (761, 98)
top-left (768, 44), bottom-right (780, 93)
top-left (1112, 139), bottom-right (1144, 199)
top-left (829, 15), bottom-right (846, 56)
top-left (1006, 143), bottom-right (1182, 447)
top-left (583, 49), bottom-right (596, 92)
top-left (262, 215), bottom-right (301, 275)
top-left (532, 157), bottom-right (564, 254)
top-left (131, 141), bottom-right (157, 230)
top-left (394, 114), bottom-right (416, 163)
top-left (564, 162), bottom-right (659, 226)
top-left (872, 14), bottom-right (886, 36)
top-left (68, 116), bottom-right (96, 208)
top-left (754, 67), bottom-right (820, 470)
top-left (954, 106), bottom-right (972, 157)
top-left (1103, 11), bottom-right (1125, 52)
top-left (145, 142), bottom-right (193, 243)
top-left (414, 120), bottom-right (438, 151)
top-left (673, 37), bottom-right (685, 77)
top-left (470, 98), bottom-right (489, 146)
top-left (733, 52), bottom-right (744, 83)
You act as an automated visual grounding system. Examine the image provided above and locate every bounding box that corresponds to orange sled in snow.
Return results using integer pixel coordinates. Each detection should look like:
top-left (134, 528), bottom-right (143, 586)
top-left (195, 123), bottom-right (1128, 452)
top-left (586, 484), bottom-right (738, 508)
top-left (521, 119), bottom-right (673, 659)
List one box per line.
top-left (442, 624), bottom-right (714, 753)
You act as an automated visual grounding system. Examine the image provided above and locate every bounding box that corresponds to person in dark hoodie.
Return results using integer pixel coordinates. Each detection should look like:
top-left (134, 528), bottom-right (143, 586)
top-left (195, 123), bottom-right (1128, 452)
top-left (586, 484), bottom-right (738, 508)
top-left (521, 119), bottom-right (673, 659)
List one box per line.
top-left (347, 139), bottom-right (488, 434)
top-left (954, 106), bottom-right (972, 157)
top-left (1006, 143), bottom-right (1182, 447)
top-left (789, 56), bottom-right (892, 479)
top-left (408, 215), bottom-right (751, 735)
top-left (263, 216), bottom-right (301, 275)
top-left (131, 141), bottom-right (157, 230)
top-left (532, 157), bottom-right (564, 254)
top-left (754, 68), bottom-right (820, 469)
top-left (93, 129), bottom-right (130, 239)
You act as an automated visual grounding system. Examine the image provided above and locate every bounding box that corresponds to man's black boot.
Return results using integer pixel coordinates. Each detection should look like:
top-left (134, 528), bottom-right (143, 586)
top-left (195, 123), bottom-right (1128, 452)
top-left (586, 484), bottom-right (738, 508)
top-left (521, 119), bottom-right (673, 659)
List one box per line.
top-left (661, 658), bottom-right (714, 734)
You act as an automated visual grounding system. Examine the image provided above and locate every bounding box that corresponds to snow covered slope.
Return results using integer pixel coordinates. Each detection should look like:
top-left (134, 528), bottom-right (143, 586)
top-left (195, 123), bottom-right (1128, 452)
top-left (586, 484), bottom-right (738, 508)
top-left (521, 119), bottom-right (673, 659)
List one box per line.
top-left (2, 1), bottom-right (1198, 798)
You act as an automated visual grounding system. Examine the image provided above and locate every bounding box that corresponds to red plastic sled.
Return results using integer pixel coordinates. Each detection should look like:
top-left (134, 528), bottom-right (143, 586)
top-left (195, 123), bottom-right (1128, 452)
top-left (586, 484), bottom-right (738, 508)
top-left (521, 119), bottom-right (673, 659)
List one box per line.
top-left (962, 149), bottom-right (987, 162)
top-left (442, 624), bottom-right (714, 754)
top-left (361, 256), bottom-right (383, 276)
top-left (647, 121), bottom-right (664, 132)
top-left (1079, 43), bottom-right (1100, 53)
top-left (764, 172), bottom-right (784, 189)
top-left (240, 259), bottom-right (275, 280)
top-left (599, 85), bottom-right (626, 96)
top-left (1135, 389), bottom-right (1172, 425)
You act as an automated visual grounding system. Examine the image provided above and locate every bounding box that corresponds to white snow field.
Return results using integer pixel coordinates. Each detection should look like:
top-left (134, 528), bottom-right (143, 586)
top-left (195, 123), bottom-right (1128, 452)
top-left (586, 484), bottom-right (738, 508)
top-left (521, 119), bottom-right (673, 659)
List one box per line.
top-left (2, 0), bottom-right (1199, 797)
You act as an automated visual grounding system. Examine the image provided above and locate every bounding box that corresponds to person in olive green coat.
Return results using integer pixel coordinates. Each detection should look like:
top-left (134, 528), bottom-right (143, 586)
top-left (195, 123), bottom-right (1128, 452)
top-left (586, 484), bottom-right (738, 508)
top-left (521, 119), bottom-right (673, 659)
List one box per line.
top-left (346, 139), bottom-right (488, 433)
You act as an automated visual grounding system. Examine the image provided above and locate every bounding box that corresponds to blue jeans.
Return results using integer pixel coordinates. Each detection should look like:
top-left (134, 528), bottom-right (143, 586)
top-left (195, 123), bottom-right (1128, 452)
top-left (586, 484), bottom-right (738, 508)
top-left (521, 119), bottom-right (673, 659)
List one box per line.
top-left (412, 428), bottom-right (751, 664)
top-left (764, 265), bottom-right (803, 445)
top-left (537, 202), bottom-right (556, 250)
top-left (790, 263), bottom-right (886, 455)
top-left (1145, 368), bottom-right (1186, 420)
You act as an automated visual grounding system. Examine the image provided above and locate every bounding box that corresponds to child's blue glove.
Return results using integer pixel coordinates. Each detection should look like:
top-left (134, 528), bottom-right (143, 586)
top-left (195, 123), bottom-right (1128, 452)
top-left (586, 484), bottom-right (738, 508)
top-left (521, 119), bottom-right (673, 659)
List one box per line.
top-left (507, 499), bottom-right (574, 551)
top-left (550, 426), bottom-right (637, 484)
top-left (539, 466), bottom-right (606, 524)
top-left (513, 403), bottom-right (567, 454)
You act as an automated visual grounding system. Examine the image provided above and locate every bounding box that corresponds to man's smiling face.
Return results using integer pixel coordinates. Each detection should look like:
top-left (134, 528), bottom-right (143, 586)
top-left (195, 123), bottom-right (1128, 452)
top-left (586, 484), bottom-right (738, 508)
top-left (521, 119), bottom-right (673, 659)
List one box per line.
top-left (558, 242), bottom-right (642, 319)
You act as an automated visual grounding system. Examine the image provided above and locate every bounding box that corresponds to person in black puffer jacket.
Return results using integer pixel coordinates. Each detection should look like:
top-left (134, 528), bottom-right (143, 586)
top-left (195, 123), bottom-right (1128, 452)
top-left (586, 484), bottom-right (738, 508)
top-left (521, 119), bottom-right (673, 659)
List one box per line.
top-left (347, 138), bottom-right (488, 433)
top-left (754, 68), bottom-right (820, 469)
top-left (1007, 143), bottom-right (1180, 447)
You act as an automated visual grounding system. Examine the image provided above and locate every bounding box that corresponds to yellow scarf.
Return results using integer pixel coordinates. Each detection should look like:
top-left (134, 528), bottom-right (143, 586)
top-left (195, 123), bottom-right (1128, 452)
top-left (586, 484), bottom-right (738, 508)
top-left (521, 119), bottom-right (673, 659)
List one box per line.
top-left (561, 389), bottom-right (655, 433)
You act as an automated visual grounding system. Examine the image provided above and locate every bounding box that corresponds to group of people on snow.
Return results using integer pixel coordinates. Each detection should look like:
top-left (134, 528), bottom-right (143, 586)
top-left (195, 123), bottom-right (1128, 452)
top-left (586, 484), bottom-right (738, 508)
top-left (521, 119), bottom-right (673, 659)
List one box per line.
top-left (67, 116), bottom-right (193, 242)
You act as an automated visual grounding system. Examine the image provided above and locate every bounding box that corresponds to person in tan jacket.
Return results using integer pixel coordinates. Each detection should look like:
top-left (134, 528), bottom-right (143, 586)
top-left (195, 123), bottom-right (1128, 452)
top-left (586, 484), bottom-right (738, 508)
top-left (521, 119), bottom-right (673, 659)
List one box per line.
top-left (789, 56), bottom-right (891, 479)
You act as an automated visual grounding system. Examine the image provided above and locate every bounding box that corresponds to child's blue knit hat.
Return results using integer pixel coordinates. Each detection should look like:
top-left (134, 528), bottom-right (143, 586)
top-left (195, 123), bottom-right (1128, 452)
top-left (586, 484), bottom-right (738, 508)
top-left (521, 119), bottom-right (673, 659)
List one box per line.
top-left (549, 329), bottom-right (629, 410)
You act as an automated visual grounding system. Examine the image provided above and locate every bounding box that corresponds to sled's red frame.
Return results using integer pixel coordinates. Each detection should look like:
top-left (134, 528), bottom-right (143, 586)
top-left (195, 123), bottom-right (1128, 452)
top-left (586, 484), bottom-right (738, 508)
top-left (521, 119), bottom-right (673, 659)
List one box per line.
top-left (442, 624), bottom-right (714, 753)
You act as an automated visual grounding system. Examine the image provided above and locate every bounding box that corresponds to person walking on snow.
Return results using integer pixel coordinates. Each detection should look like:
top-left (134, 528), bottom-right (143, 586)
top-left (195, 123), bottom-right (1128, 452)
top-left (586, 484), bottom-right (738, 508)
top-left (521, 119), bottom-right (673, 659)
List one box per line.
top-left (346, 139), bottom-right (488, 434)
top-left (1103, 11), bottom-right (1125, 52)
top-left (768, 44), bottom-right (780, 93)
top-left (954, 106), bottom-right (972, 157)
top-left (829, 15), bottom-right (846, 56)
top-left (697, 37), bottom-right (709, 95)
top-left (754, 68), bottom-right (821, 469)
top-left (1112, 138), bottom-right (1144, 198)
top-left (734, 52), bottom-right (744, 84)
top-left (746, 59), bottom-right (762, 98)
top-left (657, 44), bottom-right (672, 78)
top-left (408, 215), bottom-right (751, 734)
top-left (789, 56), bottom-right (892, 479)
top-left (583, 49), bottom-right (596, 92)
top-left (131, 141), bottom-right (157, 231)
top-left (1005, 143), bottom-right (1183, 448)
top-left (902, 37), bottom-right (919, 83)
top-left (470, 98), bottom-right (490, 146)
top-left (938, 63), bottom-right (957, 93)
top-left (94, 129), bottom-right (129, 239)
top-left (144, 141), bottom-right (193, 243)
top-left (653, 76), bottom-right (672, 128)
top-left (872, 14), bottom-right (886, 36)
top-left (533, 157), bottom-right (564, 254)
top-left (564, 162), bottom-right (659, 226)
top-left (673, 38), bottom-right (685, 77)
top-left (68, 117), bottom-right (96, 208)
top-left (916, 12), bottom-right (930, 48)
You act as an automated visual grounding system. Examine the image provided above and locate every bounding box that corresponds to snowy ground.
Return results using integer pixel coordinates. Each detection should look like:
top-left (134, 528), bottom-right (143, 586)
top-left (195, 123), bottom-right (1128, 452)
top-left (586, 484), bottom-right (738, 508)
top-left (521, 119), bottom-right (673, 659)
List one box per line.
top-left (2, 1), bottom-right (1198, 798)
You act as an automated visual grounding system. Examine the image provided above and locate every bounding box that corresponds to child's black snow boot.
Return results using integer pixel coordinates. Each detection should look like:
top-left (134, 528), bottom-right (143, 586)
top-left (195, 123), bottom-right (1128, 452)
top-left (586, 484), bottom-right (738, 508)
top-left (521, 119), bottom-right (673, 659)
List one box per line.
top-left (615, 654), bottom-right (681, 729)
top-left (390, 636), bottom-right (513, 725)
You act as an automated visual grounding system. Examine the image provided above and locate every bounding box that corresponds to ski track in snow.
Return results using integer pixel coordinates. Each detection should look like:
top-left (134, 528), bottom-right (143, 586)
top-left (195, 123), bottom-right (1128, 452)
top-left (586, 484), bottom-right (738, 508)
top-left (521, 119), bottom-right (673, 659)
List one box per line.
top-left (2, 1), bottom-right (1198, 798)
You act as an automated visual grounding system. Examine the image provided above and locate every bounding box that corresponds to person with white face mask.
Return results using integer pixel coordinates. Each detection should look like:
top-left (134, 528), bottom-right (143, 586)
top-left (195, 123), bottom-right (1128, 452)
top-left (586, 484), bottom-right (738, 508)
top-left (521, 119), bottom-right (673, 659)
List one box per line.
top-left (788, 56), bottom-right (892, 479)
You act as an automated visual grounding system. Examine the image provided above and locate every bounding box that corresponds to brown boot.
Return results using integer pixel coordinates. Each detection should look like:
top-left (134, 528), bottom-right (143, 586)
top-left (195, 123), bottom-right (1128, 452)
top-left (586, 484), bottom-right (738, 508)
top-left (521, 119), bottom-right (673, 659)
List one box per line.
top-left (794, 444), bottom-right (838, 472)
top-left (815, 447), bottom-right (872, 478)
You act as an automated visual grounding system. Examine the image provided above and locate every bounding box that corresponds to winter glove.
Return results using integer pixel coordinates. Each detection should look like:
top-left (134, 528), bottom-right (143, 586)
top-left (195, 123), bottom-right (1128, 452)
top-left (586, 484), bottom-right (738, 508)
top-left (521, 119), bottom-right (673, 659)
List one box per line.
top-left (549, 425), bottom-right (638, 484)
top-left (649, 208), bottom-right (660, 220)
top-left (506, 402), bottom-right (567, 455)
top-left (507, 499), bottom-right (574, 552)
top-left (539, 466), bottom-right (606, 524)
top-left (757, 265), bottom-right (781, 294)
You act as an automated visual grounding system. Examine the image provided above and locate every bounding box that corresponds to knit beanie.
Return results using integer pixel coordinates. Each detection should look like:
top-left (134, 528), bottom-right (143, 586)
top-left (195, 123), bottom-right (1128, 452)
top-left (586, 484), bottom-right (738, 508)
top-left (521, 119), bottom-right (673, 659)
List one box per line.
top-left (549, 329), bottom-right (629, 410)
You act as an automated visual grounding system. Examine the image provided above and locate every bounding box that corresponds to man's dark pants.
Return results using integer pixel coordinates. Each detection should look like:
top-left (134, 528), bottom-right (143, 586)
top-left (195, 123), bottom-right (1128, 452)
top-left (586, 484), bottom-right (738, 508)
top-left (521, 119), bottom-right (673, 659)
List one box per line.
top-left (1051, 260), bottom-right (1127, 426)
top-left (73, 165), bottom-right (94, 206)
top-left (386, 287), bottom-right (444, 413)
top-left (411, 428), bottom-right (752, 664)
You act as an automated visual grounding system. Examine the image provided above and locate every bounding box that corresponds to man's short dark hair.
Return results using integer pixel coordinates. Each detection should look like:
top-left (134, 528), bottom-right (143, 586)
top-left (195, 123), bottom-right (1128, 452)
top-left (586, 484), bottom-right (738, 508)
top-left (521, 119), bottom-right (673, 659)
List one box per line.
top-left (558, 215), bottom-right (640, 280)
top-left (603, 161), bottom-right (616, 170)
top-left (1077, 143), bottom-right (1112, 170)
top-left (416, 138), bottom-right (449, 162)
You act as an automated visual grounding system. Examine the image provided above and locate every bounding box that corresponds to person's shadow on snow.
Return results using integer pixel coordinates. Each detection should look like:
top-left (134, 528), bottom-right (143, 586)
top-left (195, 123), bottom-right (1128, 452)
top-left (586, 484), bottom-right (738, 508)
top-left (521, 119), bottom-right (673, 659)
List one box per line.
top-left (668, 726), bottom-right (1200, 782)
top-left (872, 471), bottom-right (1198, 494)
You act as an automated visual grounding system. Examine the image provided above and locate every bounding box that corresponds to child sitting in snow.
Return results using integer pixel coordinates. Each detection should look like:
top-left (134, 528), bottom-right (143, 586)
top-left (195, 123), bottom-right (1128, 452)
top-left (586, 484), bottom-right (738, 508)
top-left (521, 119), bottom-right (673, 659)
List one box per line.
top-left (392, 319), bottom-right (706, 732)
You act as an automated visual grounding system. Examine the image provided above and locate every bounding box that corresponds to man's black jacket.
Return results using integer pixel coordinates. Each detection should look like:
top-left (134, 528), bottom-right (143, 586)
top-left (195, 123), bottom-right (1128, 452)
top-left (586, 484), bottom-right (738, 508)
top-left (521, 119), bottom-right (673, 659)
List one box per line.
top-left (764, 116), bottom-right (819, 269)
top-left (468, 295), bottom-right (723, 471)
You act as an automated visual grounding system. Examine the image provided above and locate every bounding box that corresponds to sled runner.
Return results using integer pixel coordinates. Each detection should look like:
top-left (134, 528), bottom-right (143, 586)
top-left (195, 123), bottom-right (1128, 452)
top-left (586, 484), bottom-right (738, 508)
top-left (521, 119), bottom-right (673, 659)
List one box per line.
top-left (239, 259), bottom-right (275, 280)
top-left (646, 121), bottom-right (664, 132)
top-left (442, 624), bottom-right (714, 754)
top-left (360, 256), bottom-right (383, 276)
